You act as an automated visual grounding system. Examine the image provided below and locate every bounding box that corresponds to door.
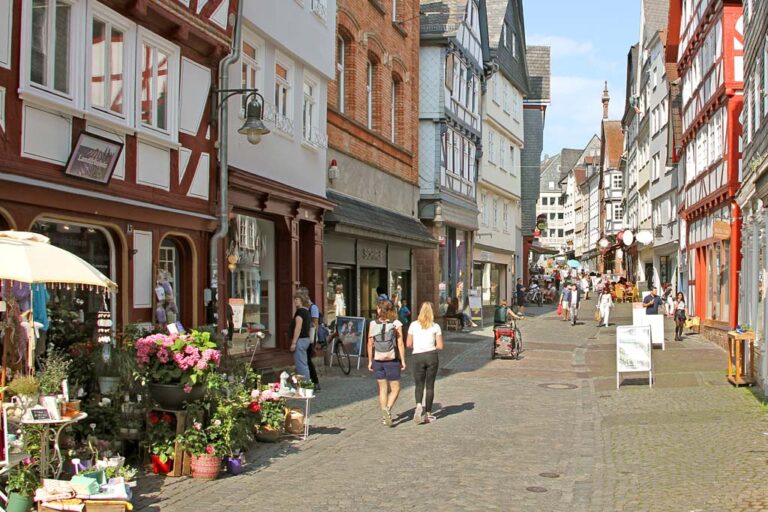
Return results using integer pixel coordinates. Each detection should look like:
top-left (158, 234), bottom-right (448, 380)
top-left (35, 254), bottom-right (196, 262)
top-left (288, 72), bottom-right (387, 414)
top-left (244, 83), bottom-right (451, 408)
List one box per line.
top-left (360, 268), bottom-right (387, 320)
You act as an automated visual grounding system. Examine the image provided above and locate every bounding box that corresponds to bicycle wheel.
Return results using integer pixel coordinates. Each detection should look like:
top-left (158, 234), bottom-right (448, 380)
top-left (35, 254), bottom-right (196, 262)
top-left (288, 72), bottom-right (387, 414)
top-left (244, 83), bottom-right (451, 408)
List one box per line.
top-left (334, 339), bottom-right (352, 375)
top-left (514, 327), bottom-right (523, 359)
top-left (537, 294), bottom-right (543, 307)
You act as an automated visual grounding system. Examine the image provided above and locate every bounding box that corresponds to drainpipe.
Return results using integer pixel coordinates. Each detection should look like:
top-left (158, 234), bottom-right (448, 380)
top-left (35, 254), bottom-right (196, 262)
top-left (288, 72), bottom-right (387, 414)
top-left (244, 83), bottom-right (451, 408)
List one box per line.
top-left (210, 2), bottom-right (244, 320)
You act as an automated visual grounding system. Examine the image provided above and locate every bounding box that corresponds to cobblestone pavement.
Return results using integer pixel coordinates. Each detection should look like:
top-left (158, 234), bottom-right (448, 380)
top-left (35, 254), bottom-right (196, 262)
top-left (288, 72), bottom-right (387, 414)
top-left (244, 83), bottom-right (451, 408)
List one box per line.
top-left (135, 300), bottom-right (768, 512)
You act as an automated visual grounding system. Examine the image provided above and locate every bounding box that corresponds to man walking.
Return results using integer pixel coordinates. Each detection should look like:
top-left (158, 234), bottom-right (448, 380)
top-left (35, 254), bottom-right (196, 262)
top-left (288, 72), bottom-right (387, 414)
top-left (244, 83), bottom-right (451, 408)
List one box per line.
top-left (569, 282), bottom-right (580, 326)
top-left (643, 286), bottom-right (664, 315)
top-left (299, 286), bottom-right (322, 391)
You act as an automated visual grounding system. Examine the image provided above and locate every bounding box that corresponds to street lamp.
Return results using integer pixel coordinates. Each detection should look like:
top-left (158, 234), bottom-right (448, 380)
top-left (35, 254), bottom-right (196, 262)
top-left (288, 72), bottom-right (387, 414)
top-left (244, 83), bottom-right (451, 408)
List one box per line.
top-left (213, 88), bottom-right (270, 144)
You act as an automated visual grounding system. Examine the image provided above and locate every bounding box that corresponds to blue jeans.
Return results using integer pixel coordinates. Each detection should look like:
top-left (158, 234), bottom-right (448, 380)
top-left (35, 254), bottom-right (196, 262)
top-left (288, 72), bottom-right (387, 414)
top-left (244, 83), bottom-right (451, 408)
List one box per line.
top-left (293, 337), bottom-right (312, 380)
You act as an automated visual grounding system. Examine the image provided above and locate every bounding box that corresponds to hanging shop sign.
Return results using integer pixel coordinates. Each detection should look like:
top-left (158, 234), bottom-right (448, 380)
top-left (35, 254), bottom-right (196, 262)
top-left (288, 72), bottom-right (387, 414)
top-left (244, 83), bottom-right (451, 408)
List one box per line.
top-left (64, 132), bottom-right (123, 184)
top-left (713, 220), bottom-right (730, 240)
top-left (228, 298), bottom-right (245, 330)
top-left (616, 325), bottom-right (652, 389)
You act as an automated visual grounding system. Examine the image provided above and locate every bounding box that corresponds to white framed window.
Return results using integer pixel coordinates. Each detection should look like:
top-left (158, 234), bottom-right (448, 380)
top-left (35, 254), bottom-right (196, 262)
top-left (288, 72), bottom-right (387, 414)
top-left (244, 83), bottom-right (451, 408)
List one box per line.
top-left (488, 130), bottom-right (496, 164)
top-left (613, 203), bottom-right (623, 220)
top-left (87, 3), bottom-right (134, 123)
top-left (273, 54), bottom-right (294, 135)
top-left (366, 60), bottom-right (374, 129)
top-left (302, 74), bottom-right (318, 144)
top-left (23, 0), bottom-right (86, 103)
top-left (510, 146), bottom-right (516, 175)
top-left (241, 37), bottom-right (263, 115)
top-left (137, 28), bottom-right (179, 140)
top-left (511, 32), bottom-right (517, 59)
top-left (500, 24), bottom-right (507, 47)
top-left (493, 198), bottom-right (498, 228)
top-left (336, 35), bottom-right (345, 113)
top-left (492, 74), bottom-right (500, 104)
top-left (481, 192), bottom-right (488, 225)
top-left (390, 79), bottom-right (397, 143)
top-left (503, 82), bottom-right (510, 112)
top-left (612, 174), bottom-right (623, 189)
top-left (754, 66), bottom-right (761, 131)
top-left (500, 143), bottom-right (507, 170)
top-left (548, 181), bottom-right (555, 190)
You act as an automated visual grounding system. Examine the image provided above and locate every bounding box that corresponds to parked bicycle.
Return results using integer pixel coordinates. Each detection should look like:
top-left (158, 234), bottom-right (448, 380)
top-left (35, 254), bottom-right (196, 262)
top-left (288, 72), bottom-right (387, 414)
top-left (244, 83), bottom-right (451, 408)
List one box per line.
top-left (526, 287), bottom-right (544, 307)
top-left (317, 321), bottom-right (352, 375)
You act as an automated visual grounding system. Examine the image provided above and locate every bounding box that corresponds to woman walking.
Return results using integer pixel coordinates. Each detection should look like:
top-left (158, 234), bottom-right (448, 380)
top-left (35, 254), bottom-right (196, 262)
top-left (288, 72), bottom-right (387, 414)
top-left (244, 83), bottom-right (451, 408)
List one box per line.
top-left (289, 292), bottom-right (312, 381)
top-left (674, 292), bottom-right (687, 341)
top-left (367, 300), bottom-right (406, 427)
top-left (407, 302), bottom-right (444, 424)
top-left (597, 287), bottom-right (614, 327)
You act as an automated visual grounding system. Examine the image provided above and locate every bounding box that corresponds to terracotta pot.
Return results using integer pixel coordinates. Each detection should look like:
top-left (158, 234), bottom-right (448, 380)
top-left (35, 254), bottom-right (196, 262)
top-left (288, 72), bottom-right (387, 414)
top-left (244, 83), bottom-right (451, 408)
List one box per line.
top-left (148, 383), bottom-right (204, 409)
top-left (190, 454), bottom-right (222, 480)
top-left (150, 454), bottom-right (174, 475)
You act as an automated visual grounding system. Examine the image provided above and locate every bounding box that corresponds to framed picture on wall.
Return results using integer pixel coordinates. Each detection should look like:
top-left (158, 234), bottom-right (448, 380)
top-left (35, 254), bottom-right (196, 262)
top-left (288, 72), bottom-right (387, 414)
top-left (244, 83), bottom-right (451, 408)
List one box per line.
top-left (64, 132), bottom-right (123, 184)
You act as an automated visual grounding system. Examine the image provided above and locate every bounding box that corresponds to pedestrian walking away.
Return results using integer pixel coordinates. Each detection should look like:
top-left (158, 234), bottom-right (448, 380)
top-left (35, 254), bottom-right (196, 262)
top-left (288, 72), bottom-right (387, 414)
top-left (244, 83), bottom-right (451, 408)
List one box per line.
top-left (674, 292), bottom-right (687, 341)
top-left (368, 299), bottom-right (406, 427)
top-left (597, 288), bottom-right (614, 327)
top-left (407, 302), bottom-right (444, 424)
top-left (289, 292), bottom-right (312, 382)
top-left (515, 278), bottom-right (526, 316)
top-left (569, 283), bottom-right (580, 326)
top-left (299, 285), bottom-right (321, 391)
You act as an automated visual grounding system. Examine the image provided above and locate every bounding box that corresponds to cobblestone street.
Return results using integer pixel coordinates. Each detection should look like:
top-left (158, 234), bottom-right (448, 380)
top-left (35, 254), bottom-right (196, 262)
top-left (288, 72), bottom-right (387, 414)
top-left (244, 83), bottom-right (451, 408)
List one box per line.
top-left (135, 299), bottom-right (768, 512)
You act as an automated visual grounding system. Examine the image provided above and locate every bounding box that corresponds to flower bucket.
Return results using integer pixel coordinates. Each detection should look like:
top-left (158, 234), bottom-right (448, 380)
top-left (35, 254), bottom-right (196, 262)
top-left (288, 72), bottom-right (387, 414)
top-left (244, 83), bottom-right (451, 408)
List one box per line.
top-left (6, 493), bottom-right (33, 512)
top-left (303, 388), bottom-right (314, 398)
top-left (190, 454), bottom-right (222, 481)
top-left (225, 456), bottom-right (245, 476)
top-left (150, 454), bottom-right (174, 475)
top-left (148, 383), bottom-right (204, 409)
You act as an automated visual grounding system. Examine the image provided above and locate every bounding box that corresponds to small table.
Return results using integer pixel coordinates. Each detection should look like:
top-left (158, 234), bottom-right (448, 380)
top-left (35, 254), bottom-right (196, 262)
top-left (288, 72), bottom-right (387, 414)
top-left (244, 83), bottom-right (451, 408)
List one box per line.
top-left (727, 331), bottom-right (756, 386)
top-left (22, 412), bottom-right (87, 478)
top-left (283, 394), bottom-right (314, 441)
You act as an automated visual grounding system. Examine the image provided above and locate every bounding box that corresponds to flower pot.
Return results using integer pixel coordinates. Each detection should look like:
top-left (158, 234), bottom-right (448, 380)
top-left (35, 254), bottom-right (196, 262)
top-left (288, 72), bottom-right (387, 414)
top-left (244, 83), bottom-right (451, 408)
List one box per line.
top-left (6, 493), bottom-right (33, 512)
top-left (225, 456), bottom-right (245, 475)
top-left (189, 454), bottom-right (222, 481)
top-left (148, 383), bottom-right (204, 409)
top-left (255, 427), bottom-right (281, 443)
top-left (297, 387), bottom-right (305, 397)
top-left (98, 376), bottom-right (120, 395)
top-left (303, 388), bottom-right (314, 398)
top-left (150, 454), bottom-right (174, 475)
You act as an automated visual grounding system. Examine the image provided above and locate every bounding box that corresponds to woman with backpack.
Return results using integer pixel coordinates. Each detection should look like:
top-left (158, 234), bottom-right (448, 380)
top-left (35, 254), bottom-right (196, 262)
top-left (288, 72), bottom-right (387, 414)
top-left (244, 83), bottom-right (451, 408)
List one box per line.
top-left (407, 302), bottom-right (444, 424)
top-left (367, 299), bottom-right (406, 427)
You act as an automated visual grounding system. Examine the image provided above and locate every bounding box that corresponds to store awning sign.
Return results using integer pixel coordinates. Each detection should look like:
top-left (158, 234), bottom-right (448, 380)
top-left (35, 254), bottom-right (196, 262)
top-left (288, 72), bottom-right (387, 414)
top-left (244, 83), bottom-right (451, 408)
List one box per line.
top-left (64, 132), bottom-right (123, 184)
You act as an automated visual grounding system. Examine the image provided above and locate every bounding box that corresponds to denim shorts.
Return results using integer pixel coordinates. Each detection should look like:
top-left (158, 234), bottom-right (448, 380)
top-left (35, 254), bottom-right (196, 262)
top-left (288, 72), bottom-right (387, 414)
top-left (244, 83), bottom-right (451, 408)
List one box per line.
top-left (372, 360), bottom-right (401, 381)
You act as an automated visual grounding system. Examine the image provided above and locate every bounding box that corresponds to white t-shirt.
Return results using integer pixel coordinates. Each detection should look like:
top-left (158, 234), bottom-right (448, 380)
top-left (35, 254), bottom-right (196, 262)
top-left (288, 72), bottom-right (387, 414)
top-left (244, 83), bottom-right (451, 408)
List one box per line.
top-left (408, 322), bottom-right (442, 354)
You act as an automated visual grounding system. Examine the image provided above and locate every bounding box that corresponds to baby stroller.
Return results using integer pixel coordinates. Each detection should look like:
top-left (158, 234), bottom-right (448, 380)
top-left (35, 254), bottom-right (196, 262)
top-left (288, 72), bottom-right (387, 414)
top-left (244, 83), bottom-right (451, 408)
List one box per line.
top-left (492, 305), bottom-right (522, 360)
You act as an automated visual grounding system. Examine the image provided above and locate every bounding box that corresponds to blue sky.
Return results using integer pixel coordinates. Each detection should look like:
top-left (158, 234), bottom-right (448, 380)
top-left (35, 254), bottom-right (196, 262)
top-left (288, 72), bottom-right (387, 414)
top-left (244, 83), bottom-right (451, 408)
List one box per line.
top-left (522, 0), bottom-right (641, 157)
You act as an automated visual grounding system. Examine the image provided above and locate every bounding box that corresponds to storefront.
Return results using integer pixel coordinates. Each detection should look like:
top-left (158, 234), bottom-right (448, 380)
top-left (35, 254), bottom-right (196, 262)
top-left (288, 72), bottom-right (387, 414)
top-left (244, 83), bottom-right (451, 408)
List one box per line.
top-left (226, 169), bottom-right (332, 368)
top-left (324, 191), bottom-right (435, 322)
top-left (472, 250), bottom-right (512, 313)
top-left (438, 227), bottom-right (471, 314)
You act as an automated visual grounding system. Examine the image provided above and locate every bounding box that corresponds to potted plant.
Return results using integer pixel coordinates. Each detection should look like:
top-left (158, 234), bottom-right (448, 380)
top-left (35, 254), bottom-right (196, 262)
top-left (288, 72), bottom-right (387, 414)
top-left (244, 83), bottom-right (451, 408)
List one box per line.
top-left (105, 464), bottom-right (137, 482)
top-left (298, 381), bottom-right (315, 398)
top-left (135, 330), bottom-right (221, 409)
top-left (253, 386), bottom-right (286, 442)
top-left (176, 420), bottom-right (225, 481)
top-left (38, 352), bottom-right (71, 396)
top-left (7, 376), bottom-right (40, 411)
top-left (147, 413), bottom-right (177, 474)
top-left (6, 458), bottom-right (40, 512)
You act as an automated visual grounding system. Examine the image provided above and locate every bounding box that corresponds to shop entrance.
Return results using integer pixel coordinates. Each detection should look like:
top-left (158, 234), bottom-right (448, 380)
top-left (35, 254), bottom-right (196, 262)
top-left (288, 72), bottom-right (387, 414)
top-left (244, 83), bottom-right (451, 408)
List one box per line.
top-left (360, 268), bottom-right (386, 320)
top-left (326, 265), bottom-right (354, 325)
top-left (389, 270), bottom-right (410, 310)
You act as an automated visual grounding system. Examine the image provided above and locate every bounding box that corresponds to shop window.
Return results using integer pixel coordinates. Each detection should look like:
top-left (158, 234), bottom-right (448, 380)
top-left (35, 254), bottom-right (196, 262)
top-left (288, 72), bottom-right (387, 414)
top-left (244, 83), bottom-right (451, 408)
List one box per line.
top-left (31, 220), bottom-right (116, 352)
top-left (30, 0), bottom-right (74, 96)
top-left (158, 239), bottom-right (181, 318)
top-left (229, 215), bottom-right (275, 354)
top-left (389, 270), bottom-right (410, 312)
top-left (326, 266), bottom-right (354, 324)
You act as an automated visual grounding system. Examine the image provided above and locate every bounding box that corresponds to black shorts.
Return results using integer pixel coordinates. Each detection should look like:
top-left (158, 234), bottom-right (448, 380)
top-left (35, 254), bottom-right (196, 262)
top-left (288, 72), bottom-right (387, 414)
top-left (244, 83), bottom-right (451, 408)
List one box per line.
top-left (675, 310), bottom-right (686, 321)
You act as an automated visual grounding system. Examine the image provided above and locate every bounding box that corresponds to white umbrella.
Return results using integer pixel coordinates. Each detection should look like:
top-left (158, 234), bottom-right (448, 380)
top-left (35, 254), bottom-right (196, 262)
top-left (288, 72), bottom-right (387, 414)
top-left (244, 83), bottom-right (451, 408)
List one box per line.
top-left (0, 231), bottom-right (116, 289)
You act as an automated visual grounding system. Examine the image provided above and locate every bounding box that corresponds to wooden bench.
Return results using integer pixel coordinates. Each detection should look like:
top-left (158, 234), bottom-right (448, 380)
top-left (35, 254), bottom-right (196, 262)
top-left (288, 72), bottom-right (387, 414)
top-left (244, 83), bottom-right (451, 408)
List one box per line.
top-left (444, 317), bottom-right (461, 332)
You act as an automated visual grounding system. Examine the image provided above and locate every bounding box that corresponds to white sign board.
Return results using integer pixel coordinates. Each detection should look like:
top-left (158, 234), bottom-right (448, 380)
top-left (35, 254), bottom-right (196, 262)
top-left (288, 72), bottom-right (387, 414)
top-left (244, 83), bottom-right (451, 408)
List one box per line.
top-left (645, 314), bottom-right (665, 350)
top-left (616, 325), bottom-right (653, 389)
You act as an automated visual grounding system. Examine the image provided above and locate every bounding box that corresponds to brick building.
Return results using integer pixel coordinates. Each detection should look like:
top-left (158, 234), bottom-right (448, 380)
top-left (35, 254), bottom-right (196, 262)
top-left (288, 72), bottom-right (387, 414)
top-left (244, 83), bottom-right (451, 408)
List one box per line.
top-left (324, 0), bottom-right (433, 320)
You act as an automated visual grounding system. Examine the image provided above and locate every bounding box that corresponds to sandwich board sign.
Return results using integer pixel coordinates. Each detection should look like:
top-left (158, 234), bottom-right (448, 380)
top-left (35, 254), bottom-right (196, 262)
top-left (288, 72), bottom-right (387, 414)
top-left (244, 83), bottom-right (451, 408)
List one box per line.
top-left (616, 325), bottom-right (653, 389)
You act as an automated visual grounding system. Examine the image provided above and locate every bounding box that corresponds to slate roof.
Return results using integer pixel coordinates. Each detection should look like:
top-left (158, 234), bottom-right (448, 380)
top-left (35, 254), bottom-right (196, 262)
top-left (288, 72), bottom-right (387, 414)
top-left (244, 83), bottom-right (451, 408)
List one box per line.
top-left (526, 45), bottom-right (551, 100)
top-left (325, 190), bottom-right (437, 245)
top-left (642, 0), bottom-right (669, 45)
top-left (420, 0), bottom-right (469, 37)
top-left (560, 149), bottom-right (583, 179)
top-left (602, 121), bottom-right (624, 169)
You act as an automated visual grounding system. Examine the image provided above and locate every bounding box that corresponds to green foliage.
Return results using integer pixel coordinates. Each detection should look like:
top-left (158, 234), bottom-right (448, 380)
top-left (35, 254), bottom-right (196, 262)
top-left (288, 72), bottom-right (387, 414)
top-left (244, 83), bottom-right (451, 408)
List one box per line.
top-left (299, 380), bottom-right (315, 389)
top-left (7, 460), bottom-right (40, 496)
top-left (258, 399), bottom-right (286, 432)
top-left (105, 464), bottom-right (137, 482)
top-left (147, 413), bottom-right (177, 463)
top-left (7, 375), bottom-right (40, 397)
top-left (176, 420), bottom-right (227, 457)
top-left (38, 351), bottom-right (72, 395)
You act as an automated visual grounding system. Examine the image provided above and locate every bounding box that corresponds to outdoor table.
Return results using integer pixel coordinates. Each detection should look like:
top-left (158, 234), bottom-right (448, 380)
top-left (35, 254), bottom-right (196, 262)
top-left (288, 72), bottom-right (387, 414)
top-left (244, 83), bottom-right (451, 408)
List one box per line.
top-left (727, 330), bottom-right (755, 386)
top-left (282, 394), bottom-right (314, 441)
top-left (22, 412), bottom-right (87, 478)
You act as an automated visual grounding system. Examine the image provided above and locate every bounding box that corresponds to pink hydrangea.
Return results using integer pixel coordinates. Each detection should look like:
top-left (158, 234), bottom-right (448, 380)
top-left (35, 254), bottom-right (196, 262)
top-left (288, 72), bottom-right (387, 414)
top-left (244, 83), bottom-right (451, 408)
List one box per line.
top-left (183, 383), bottom-right (193, 393)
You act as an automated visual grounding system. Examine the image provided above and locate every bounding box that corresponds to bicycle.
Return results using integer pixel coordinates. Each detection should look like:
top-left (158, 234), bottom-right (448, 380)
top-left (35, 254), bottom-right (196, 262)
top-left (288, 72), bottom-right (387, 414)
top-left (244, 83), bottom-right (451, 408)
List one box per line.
top-left (318, 323), bottom-right (351, 375)
top-left (492, 319), bottom-right (523, 360)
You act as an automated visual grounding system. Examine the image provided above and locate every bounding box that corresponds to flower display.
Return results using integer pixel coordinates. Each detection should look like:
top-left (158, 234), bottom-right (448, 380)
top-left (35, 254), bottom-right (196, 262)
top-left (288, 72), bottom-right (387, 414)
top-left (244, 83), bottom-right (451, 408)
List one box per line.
top-left (135, 330), bottom-right (221, 389)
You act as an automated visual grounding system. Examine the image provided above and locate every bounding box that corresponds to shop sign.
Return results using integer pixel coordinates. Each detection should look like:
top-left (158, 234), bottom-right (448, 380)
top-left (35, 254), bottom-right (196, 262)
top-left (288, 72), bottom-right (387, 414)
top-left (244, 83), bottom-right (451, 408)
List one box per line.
top-left (713, 220), bottom-right (730, 240)
top-left (228, 298), bottom-right (245, 330)
top-left (64, 132), bottom-right (123, 184)
top-left (616, 325), bottom-right (652, 389)
top-left (468, 289), bottom-right (482, 323)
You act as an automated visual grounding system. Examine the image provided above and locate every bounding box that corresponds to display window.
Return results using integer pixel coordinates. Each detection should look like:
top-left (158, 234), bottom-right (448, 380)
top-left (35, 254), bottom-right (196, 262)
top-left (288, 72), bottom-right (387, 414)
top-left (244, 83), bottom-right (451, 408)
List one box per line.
top-left (389, 270), bottom-right (410, 310)
top-left (228, 215), bottom-right (275, 354)
top-left (326, 266), bottom-right (353, 325)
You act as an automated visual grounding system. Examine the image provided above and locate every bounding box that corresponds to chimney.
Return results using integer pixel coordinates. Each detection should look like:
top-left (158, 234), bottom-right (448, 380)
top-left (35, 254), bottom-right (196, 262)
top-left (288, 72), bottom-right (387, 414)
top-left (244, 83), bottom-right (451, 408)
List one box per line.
top-left (602, 81), bottom-right (610, 119)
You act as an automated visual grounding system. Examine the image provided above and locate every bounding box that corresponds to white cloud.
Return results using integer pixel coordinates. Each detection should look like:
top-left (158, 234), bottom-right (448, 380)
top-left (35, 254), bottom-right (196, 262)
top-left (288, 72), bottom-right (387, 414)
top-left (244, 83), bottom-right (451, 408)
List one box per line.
top-left (527, 34), bottom-right (594, 58)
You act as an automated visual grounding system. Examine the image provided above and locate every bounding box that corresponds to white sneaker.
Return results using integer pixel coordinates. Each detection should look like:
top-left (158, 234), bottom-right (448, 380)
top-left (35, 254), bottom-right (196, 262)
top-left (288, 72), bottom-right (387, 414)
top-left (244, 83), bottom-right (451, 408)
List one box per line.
top-left (414, 403), bottom-right (424, 424)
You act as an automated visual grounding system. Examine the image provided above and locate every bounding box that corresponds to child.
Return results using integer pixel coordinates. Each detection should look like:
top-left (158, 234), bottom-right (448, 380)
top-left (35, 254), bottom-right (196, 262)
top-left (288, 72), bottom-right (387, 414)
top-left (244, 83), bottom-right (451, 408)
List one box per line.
top-left (398, 299), bottom-right (411, 326)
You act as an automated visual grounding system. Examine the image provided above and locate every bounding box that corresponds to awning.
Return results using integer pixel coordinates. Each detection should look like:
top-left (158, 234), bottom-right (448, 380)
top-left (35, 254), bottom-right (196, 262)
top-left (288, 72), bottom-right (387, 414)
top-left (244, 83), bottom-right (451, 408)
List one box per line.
top-left (528, 244), bottom-right (560, 255)
top-left (325, 190), bottom-right (437, 248)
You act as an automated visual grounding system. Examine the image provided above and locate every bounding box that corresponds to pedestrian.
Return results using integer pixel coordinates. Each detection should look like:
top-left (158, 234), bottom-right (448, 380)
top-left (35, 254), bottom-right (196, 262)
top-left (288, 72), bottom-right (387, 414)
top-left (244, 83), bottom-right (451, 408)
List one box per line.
top-left (664, 284), bottom-right (675, 317)
top-left (289, 292), bottom-right (312, 382)
top-left (597, 287), bottom-right (614, 327)
top-left (569, 283), bottom-right (580, 326)
top-left (643, 286), bottom-right (664, 315)
top-left (299, 286), bottom-right (321, 391)
top-left (580, 273), bottom-right (590, 300)
top-left (560, 285), bottom-right (570, 322)
top-left (407, 301), bottom-right (444, 424)
top-left (554, 271), bottom-right (561, 292)
top-left (516, 278), bottom-right (526, 316)
top-left (376, 286), bottom-right (389, 301)
top-left (674, 292), bottom-right (687, 341)
top-left (398, 299), bottom-right (411, 328)
top-left (367, 299), bottom-right (406, 427)
top-left (334, 284), bottom-right (346, 318)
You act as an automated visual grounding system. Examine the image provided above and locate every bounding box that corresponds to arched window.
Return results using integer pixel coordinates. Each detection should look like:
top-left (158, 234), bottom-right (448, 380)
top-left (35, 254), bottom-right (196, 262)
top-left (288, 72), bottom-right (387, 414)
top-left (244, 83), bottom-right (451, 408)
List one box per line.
top-left (366, 59), bottom-right (374, 129)
top-left (336, 34), bottom-right (346, 112)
